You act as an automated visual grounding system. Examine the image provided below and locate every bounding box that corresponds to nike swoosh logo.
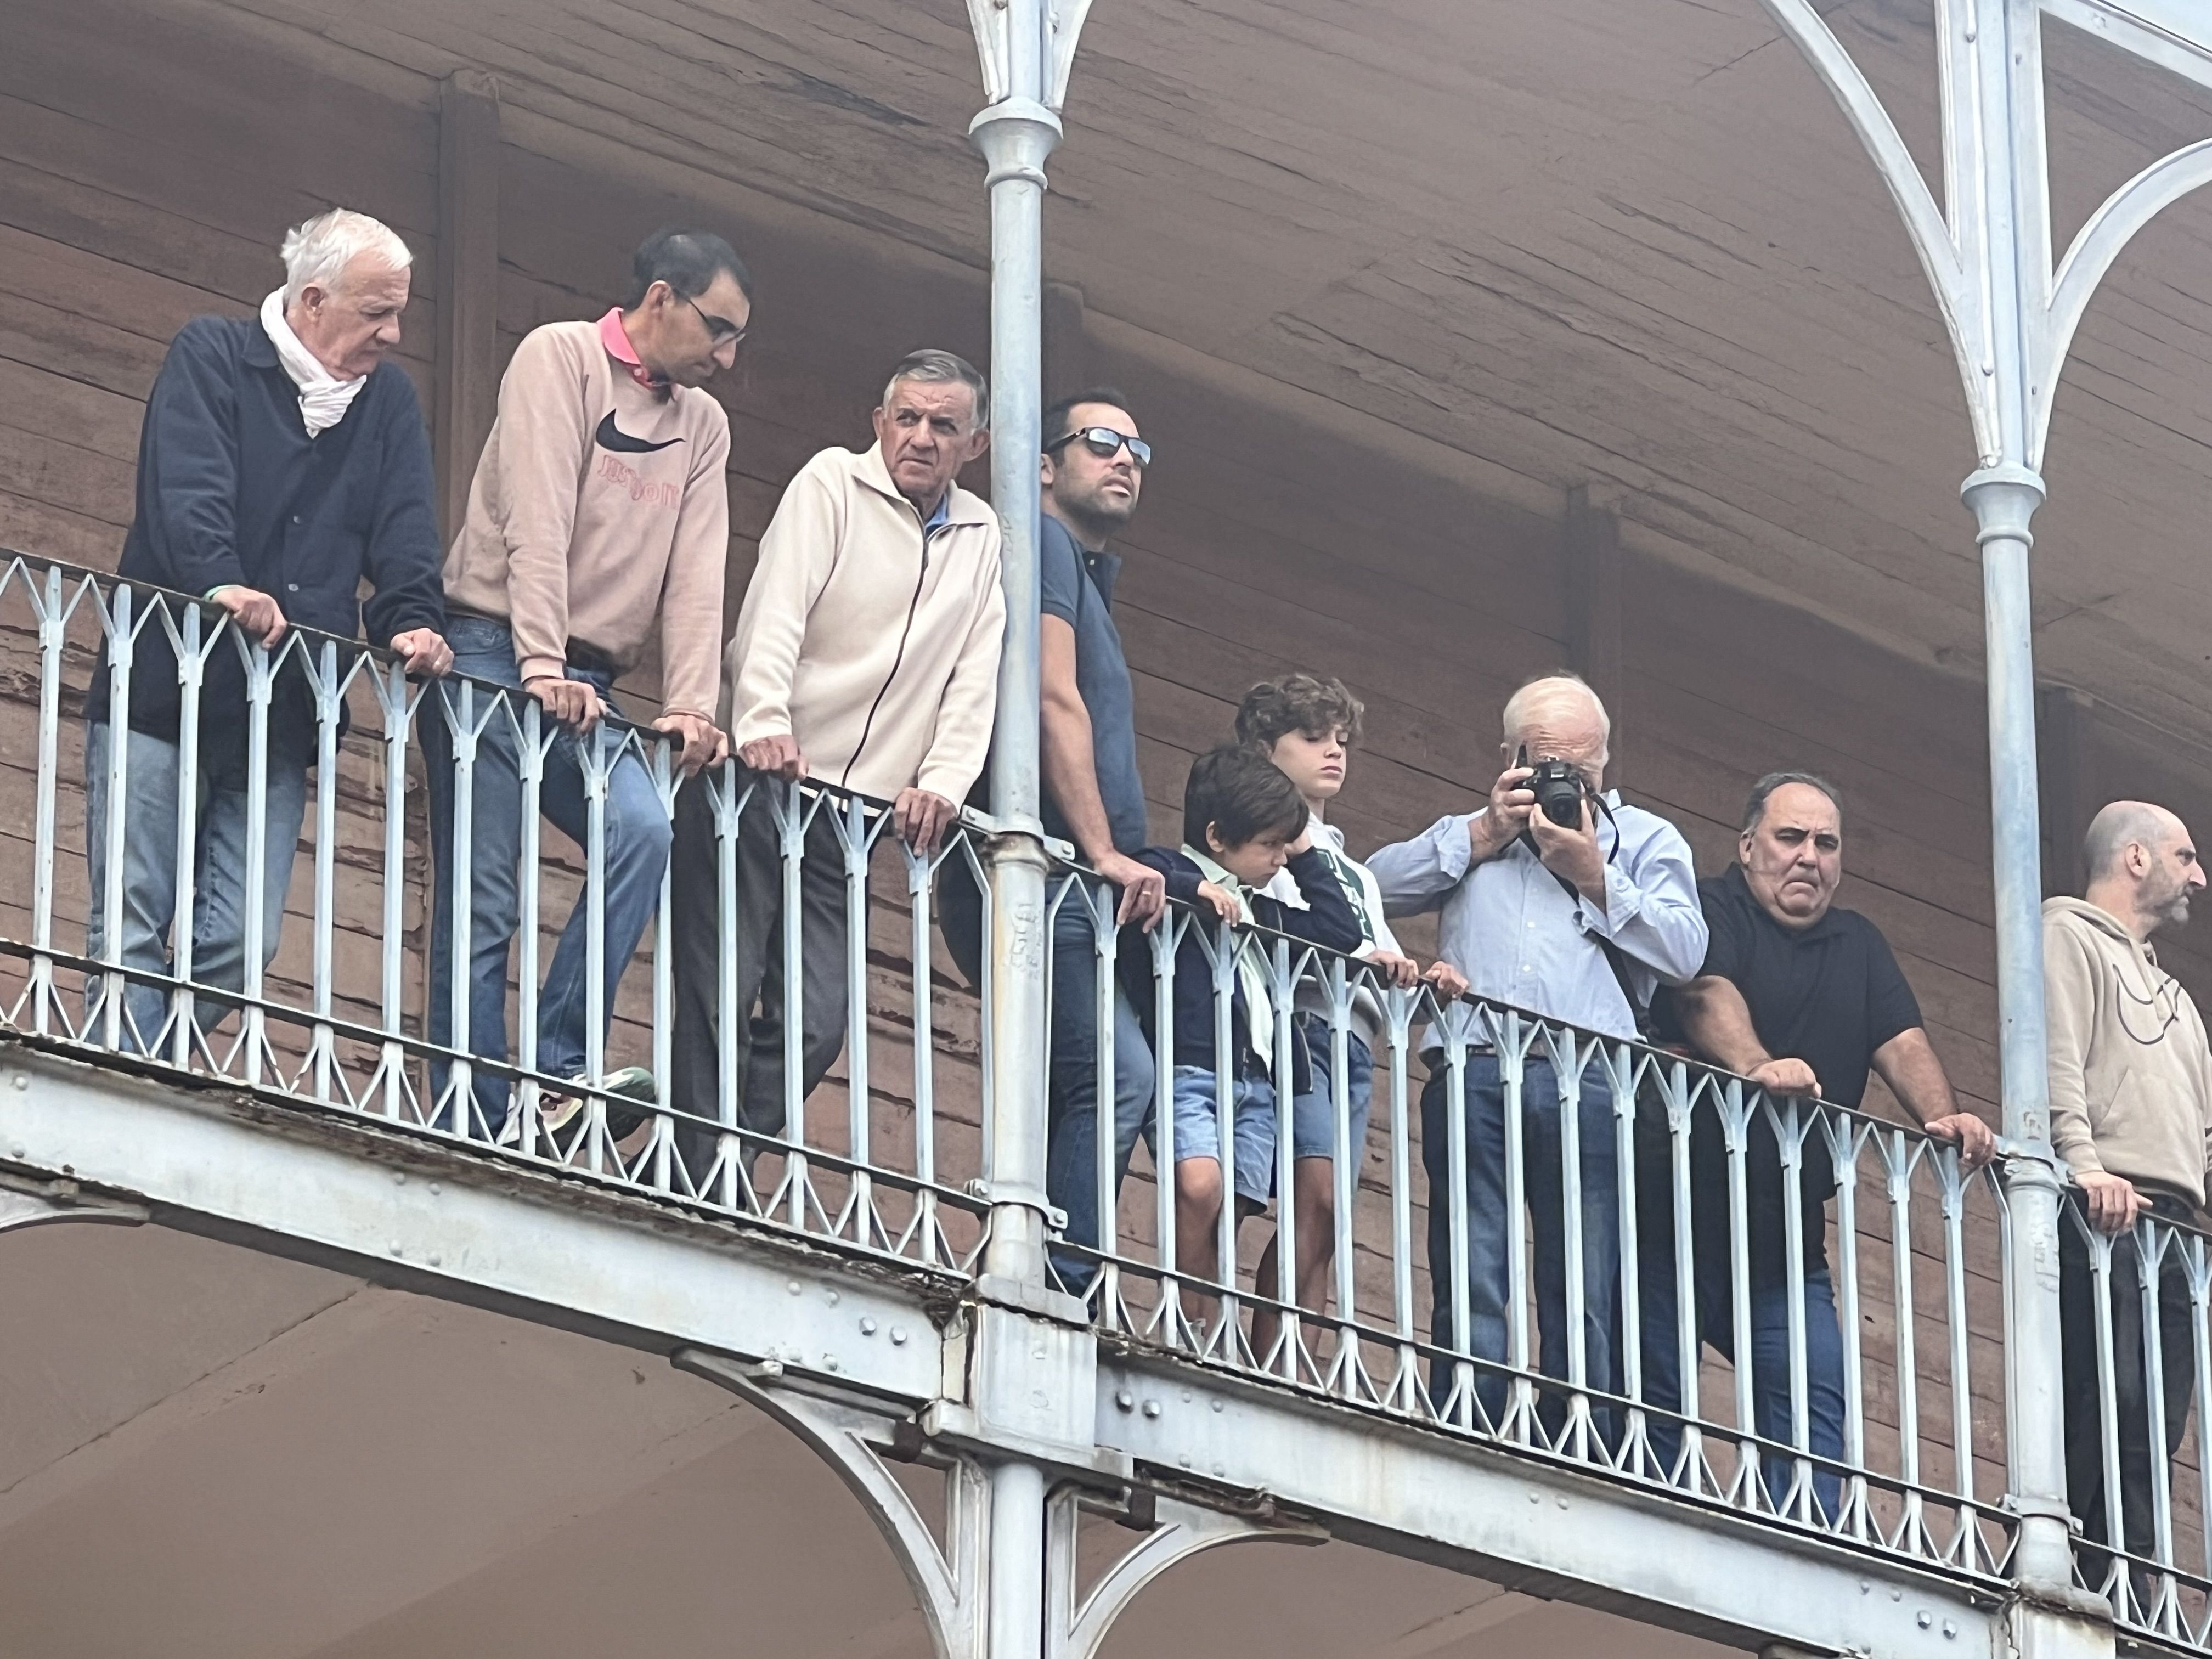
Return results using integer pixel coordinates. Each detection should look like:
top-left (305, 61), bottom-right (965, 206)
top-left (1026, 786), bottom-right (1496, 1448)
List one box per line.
top-left (594, 411), bottom-right (684, 454)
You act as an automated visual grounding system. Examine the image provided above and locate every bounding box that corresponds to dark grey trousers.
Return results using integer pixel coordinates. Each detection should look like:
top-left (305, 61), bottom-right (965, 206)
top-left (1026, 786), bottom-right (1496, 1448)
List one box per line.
top-left (2061, 1190), bottom-right (2197, 1575)
top-left (669, 770), bottom-right (852, 1183)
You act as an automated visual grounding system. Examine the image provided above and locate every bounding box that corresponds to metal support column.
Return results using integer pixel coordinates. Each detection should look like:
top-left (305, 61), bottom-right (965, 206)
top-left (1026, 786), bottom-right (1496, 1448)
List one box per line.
top-left (1760, 0), bottom-right (2212, 1622)
top-left (967, 0), bottom-right (1085, 1291)
top-left (964, 7), bottom-right (1098, 1656)
top-left (1965, 464), bottom-right (2073, 1593)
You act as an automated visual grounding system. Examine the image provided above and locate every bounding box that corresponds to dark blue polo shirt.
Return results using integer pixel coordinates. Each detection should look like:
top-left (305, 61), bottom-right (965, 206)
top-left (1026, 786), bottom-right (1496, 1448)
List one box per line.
top-left (1038, 514), bottom-right (1147, 855)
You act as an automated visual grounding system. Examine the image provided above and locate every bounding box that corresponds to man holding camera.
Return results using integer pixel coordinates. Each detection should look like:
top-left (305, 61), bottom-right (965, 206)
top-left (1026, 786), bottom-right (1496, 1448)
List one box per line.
top-left (1368, 673), bottom-right (1706, 1423)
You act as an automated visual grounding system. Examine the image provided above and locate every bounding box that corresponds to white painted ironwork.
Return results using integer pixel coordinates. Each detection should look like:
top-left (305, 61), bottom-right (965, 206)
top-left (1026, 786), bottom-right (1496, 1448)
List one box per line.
top-left (2057, 1199), bottom-right (2212, 1643)
top-left (0, 1171), bottom-right (148, 1234)
top-left (1759, 0), bottom-right (2212, 1615)
top-left (679, 1352), bottom-right (994, 1659)
top-left (0, 558), bottom-right (992, 1279)
top-left (1096, 1351), bottom-right (1999, 1659)
top-left (0, 1045), bottom-right (946, 1398)
top-left (1055, 869), bottom-right (2016, 1581)
top-left (3, 0), bottom-right (2208, 1649)
top-left (1044, 1483), bottom-right (1323, 1659)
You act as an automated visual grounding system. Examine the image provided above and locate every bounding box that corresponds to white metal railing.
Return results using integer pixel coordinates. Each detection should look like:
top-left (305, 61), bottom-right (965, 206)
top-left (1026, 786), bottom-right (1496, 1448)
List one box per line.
top-left (12, 554), bottom-right (2209, 1628)
top-left (2063, 1197), bottom-right (2212, 1644)
top-left (1049, 864), bottom-right (2021, 1582)
top-left (0, 557), bottom-right (989, 1274)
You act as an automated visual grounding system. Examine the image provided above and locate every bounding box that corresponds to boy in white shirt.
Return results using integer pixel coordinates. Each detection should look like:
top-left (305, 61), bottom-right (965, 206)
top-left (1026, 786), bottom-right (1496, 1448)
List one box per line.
top-left (1238, 675), bottom-right (1424, 1323)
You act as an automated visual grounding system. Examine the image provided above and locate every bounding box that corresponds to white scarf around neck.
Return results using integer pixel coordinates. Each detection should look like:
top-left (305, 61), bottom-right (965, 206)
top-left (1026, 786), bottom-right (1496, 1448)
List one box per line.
top-left (1181, 842), bottom-right (1276, 1064)
top-left (259, 289), bottom-right (367, 437)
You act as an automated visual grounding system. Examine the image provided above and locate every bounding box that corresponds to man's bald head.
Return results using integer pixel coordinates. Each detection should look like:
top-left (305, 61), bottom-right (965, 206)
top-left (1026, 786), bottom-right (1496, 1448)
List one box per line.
top-left (2082, 799), bottom-right (2203, 939)
top-left (2085, 802), bottom-right (2181, 882)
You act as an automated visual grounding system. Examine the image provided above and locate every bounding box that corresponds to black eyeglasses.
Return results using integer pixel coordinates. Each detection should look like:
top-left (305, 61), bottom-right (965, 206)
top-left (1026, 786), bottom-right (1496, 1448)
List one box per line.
top-left (682, 292), bottom-right (748, 349)
top-left (1045, 426), bottom-right (1152, 467)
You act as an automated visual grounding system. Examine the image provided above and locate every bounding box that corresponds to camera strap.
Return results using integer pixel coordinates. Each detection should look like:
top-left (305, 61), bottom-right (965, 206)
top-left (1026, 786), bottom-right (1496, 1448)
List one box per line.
top-left (1538, 860), bottom-right (1655, 1042)
top-left (1513, 781), bottom-right (1651, 1039)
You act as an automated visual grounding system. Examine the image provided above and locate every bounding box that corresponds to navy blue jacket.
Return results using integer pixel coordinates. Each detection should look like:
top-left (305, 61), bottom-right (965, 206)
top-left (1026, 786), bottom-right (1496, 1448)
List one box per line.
top-left (1119, 845), bottom-right (1362, 1091)
top-left (87, 315), bottom-right (445, 774)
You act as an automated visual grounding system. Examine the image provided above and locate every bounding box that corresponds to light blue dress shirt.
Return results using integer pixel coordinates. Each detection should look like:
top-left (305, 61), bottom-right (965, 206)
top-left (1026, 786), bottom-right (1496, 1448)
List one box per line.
top-left (1365, 791), bottom-right (1708, 1049)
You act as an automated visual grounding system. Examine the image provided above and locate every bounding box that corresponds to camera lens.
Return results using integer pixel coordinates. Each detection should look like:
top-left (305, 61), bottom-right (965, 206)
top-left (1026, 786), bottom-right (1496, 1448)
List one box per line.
top-left (1532, 759), bottom-right (1584, 826)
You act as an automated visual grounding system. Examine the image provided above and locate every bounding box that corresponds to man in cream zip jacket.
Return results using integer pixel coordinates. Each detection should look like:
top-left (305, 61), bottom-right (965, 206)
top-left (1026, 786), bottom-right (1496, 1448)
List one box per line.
top-left (2045, 799), bottom-right (2212, 1579)
top-left (668, 351), bottom-right (1005, 1177)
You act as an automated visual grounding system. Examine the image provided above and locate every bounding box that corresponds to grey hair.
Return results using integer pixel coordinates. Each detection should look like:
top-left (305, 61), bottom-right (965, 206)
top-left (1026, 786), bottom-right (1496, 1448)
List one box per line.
top-left (1742, 770), bottom-right (1844, 833)
top-left (280, 209), bottom-right (412, 306)
top-left (881, 349), bottom-right (990, 430)
top-left (1501, 672), bottom-right (1611, 753)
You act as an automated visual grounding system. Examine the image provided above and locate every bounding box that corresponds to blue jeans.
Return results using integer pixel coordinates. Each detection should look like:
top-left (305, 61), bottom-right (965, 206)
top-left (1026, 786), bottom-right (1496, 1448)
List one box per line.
top-left (424, 617), bottom-right (673, 1133)
top-left (1160, 1065), bottom-right (1276, 1205)
top-left (1637, 1240), bottom-right (1848, 1520)
top-left (1045, 873), bottom-right (1156, 1291)
top-left (83, 720), bottom-right (308, 1053)
top-left (1290, 1019), bottom-right (1373, 1162)
top-left (1423, 1054), bottom-right (1618, 1428)
top-left (1632, 1102), bottom-right (1848, 1519)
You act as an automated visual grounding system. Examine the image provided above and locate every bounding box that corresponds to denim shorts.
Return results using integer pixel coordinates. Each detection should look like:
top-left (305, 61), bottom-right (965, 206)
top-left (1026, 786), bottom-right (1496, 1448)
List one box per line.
top-left (1290, 1019), bottom-right (1373, 1162)
top-left (1158, 1064), bottom-right (1277, 1205)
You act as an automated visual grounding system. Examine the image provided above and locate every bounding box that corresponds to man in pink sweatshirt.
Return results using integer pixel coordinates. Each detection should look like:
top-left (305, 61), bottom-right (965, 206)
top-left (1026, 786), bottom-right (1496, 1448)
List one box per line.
top-left (668, 349), bottom-right (1005, 1181)
top-left (427, 228), bottom-right (747, 1139)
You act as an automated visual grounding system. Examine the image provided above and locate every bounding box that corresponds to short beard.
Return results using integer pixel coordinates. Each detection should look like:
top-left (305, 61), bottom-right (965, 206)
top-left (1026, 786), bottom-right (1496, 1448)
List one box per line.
top-left (1054, 482), bottom-right (1135, 542)
top-left (2146, 873), bottom-right (2193, 932)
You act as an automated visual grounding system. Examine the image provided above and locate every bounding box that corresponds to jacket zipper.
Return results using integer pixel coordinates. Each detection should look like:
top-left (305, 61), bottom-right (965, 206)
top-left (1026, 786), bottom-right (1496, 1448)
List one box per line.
top-left (840, 519), bottom-right (936, 788)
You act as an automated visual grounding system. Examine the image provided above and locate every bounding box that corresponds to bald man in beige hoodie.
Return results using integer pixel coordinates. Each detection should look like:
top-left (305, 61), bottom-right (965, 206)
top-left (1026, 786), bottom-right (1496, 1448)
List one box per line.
top-left (2046, 800), bottom-right (2212, 1587)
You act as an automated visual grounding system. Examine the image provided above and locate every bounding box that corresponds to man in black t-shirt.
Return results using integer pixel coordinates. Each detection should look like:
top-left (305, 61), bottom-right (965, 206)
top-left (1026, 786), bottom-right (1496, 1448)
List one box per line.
top-left (1636, 772), bottom-right (1995, 1519)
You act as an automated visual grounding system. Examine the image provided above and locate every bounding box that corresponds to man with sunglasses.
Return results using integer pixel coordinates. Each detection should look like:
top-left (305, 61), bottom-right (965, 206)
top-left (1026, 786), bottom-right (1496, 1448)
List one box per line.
top-left (1036, 391), bottom-right (1166, 1288)
top-left (428, 227), bottom-right (748, 1138)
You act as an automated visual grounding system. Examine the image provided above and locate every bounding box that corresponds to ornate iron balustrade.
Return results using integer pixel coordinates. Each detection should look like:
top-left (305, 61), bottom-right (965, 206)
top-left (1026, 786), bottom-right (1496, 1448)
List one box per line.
top-left (0, 555), bottom-right (990, 1278)
top-left (1047, 869), bottom-right (2022, 1585)
top-left (9, 552), bottom-right (2208, 1640)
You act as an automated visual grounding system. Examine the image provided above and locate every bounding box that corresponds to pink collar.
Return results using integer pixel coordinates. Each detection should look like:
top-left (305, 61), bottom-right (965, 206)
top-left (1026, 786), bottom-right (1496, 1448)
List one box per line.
top-left (597, 307), bottom-right (668, 393)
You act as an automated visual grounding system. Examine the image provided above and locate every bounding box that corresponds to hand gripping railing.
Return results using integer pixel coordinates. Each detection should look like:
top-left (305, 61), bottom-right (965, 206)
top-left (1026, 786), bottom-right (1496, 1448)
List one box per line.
top-left (1047, 861), bottom-right (2017, 1579)
top-left (0, 556), bottom-right (988, 1276)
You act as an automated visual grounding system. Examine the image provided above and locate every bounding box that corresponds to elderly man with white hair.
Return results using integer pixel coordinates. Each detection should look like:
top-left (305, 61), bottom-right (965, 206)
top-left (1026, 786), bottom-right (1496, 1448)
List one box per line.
top-left (85, 207), bottom-right (450, 1052)
top-left (2047, 799), bottom-right (2212, 1585)
top-left (1367, 672), bottom-right (1706, 1424)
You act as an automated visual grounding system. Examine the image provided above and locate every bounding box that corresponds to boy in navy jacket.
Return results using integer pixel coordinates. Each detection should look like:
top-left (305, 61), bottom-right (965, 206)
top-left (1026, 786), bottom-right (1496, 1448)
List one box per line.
top-left (1121, 745), bottom-right (1361, 1296)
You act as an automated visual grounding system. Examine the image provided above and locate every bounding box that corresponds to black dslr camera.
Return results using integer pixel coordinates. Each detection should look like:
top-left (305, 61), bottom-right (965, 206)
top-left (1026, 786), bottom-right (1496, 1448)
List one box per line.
top-left (1519, 747), bottom-right (1589, 827)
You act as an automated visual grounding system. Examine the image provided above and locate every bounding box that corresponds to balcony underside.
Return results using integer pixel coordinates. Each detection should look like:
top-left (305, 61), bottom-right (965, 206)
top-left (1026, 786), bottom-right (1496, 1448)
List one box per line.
top-left (0, 1045), bottom-right (2026, 1659)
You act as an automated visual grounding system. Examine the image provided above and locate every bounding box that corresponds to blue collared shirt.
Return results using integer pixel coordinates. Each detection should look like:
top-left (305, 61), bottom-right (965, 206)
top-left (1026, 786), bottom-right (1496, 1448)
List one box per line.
top-left (1365, 791), bottom-right (1708, 1048)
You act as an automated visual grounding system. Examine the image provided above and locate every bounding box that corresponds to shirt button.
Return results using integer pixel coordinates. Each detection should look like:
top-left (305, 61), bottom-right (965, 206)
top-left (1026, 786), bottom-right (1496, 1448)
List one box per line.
top-left (291, 514), bottom-right (302, 526)
top-left (286, 583), bottom-right (301, 593)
